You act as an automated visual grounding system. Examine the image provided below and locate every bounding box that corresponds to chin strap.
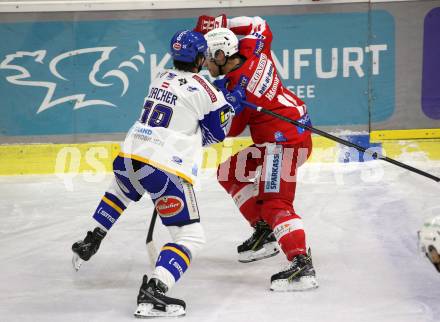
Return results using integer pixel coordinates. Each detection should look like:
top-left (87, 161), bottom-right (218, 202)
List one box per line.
top-left (217, 56), bottom-right (244, 75)
top-left (215, 56), bottom-right (229, 75)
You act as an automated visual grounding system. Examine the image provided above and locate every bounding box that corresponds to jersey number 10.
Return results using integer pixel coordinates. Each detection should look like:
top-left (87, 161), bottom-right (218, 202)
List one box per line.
top-left (139, 99), bottom-right (173, 128)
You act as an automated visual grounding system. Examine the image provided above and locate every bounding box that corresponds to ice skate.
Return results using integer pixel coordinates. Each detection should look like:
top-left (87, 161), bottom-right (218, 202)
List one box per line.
top-left (71, 227), bottom-right (106, 271)
top-left (238, 220), bottom-right (279, 263)
top-left (134, 275), bottom-right (186, 318)
top-left (270, 253), bottom-right (318, 291)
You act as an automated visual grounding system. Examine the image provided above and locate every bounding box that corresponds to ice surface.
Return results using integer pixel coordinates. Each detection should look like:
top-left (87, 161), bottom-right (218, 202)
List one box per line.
top-left (0, 161), bottom-right (439, 322)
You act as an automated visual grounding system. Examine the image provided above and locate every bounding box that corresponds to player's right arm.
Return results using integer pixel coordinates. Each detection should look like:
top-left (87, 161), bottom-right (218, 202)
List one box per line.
top-left (195, 15), bottom-right (271, 41)
top-left (195, 15), bottom-right (273, 58)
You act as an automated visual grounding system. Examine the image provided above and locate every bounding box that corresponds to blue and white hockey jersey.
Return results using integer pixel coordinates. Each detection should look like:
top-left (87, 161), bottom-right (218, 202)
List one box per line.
top-left (120, 69), bottom-right (234, 184)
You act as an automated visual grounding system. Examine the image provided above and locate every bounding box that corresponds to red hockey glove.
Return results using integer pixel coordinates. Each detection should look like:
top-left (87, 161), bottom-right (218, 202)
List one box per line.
top-left (194, 14), bottom-right (227, 34)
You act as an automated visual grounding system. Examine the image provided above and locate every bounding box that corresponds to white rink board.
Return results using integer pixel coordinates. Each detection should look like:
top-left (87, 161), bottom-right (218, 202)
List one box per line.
top-left (0, 0), bottom-right (419, 12)
top-left (0, 160), bottom-right (439, 322)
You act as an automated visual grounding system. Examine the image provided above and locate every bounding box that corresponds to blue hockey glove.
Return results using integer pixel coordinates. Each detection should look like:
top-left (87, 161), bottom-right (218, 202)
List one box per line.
top-left (214, 78), bottom-right (246, 115)
top-left (213, 77), bottom-right (230, 90)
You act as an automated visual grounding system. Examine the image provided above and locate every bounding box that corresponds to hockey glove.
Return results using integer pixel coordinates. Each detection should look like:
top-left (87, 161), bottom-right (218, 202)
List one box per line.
top-left (214, 78), bottom-right (246, 115)
top-left (213, 77), bottom-right (230, 91)
top-left (194, 14), bottom-right (227, 34)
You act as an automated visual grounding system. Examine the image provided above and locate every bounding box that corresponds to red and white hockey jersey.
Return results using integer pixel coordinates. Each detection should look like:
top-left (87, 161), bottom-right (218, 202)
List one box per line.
top-left (225, 16), bottom-right (311, 145)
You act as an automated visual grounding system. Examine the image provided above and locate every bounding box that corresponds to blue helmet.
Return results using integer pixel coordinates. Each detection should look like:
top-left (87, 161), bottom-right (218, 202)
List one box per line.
top-left (170, 30), bottom-right (208, 63)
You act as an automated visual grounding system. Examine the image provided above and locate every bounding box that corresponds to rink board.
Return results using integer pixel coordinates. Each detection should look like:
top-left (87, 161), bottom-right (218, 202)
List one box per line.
top-left (1, 132), bottom-right (439, 175)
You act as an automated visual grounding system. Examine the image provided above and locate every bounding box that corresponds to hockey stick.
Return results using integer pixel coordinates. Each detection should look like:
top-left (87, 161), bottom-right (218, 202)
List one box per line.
top-left (146, 208), bottom-right (158, 267)
top-left (241, 100), bottom-right (440, 183)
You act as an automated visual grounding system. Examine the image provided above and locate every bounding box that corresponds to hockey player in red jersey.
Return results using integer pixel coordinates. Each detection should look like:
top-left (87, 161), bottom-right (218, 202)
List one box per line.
top-left (195, 15), bottom-right (318, 291)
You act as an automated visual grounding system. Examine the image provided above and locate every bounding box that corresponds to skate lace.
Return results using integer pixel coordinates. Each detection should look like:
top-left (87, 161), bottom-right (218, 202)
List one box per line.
top-left (281, 255), bottom-right (311, 273)
top-left (145, 282), bottom-right (166, 298)
top-left (139, 286), bottom-right (165, 303)
top-left (280, 257), bottom-right (299, 273)
top-left (244, 222), bottom-right (269, 246)
top-left (244, 230), bottom-right (260, 245)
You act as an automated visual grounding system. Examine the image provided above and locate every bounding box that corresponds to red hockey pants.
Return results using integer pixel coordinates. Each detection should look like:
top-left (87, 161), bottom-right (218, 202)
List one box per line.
top-left (217, 135), bottom-right (312, 260)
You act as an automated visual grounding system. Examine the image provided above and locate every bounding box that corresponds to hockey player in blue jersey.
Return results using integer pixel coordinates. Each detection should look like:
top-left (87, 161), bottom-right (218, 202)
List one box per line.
top-left (71, 30), bottom-right (245, 318)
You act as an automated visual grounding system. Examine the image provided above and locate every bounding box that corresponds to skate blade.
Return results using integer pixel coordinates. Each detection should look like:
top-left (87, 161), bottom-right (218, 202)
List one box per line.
top-left (238, 242), bottom-right (280, 263)
top-left (72, 253), bottom-right (84, 271)
top-left (134, 303), bottom-right (185, 318)
top-left (270, 276), bottom-right (319, 292)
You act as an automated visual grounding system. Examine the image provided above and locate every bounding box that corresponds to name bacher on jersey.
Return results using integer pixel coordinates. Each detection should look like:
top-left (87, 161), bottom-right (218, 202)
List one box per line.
top-left (148, 87), bottom-right (178, 106)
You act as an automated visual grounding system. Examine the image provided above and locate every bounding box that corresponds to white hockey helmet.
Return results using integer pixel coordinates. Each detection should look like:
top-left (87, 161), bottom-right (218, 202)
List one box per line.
top-left (204, 28), bottom-right (239, 59)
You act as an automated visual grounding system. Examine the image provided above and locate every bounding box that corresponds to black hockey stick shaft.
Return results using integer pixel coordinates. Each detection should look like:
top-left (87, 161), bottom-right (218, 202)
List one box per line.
top-left (146, 208), bottom-right (158, 267)
top-left (242, 100), bottom-right (440, 183)
top-left (146, 208), bottom-right (158, 244)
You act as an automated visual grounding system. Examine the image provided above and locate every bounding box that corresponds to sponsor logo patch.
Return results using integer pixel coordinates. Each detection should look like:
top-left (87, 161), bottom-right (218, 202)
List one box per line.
top-left (172, 156), bottom-right (183, 165)
top-left (273, 218), bottom-right (304, 240)
top-left (273, 222), bottom-right (291, 240)
top-left (98, 207), bottom-right (116, 223)
top-left (166, 72), bottom-right (177, 80)
top-left (264, 146), bottom-right (282, 193)
top-left (173, 42), bottom-right (182, 50)
top-left (192, 164), bottom-right (198, 176)
top-left (187, 86), bottom-right (198, 92)
top-left (192, 75), bottom-right (217, 102)
top-left (247, 53), bottom-right (267, 93)
top-left (135, 127), bottom-right (152, 136)
top-left (253, 39), bottom-right (264, 56)
top-left (254, 60), bottom-right (274, 98)
top-left (265, 74), bottom-right (279, 101)
top-left (155, 196), bottom-right (184, 217)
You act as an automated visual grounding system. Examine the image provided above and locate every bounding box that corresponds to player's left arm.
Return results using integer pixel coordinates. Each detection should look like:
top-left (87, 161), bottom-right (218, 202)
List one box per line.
top-left (199, 104), bottom-right (234, 146)
top-left (198, 85), bottom-right (246, 146)
top-left (191, 75), bottom-right (242, 146)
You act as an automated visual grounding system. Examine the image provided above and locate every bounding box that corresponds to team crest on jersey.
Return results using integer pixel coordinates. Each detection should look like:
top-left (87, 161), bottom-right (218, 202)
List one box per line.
top-left (155, 196), bottom-right (184, 217)
top-left (238, 75), bottom-right (249, 88)
top-left (178, 78), bottom-right (188, 86)
top-left (274, 131), bottom-right (287, 142)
